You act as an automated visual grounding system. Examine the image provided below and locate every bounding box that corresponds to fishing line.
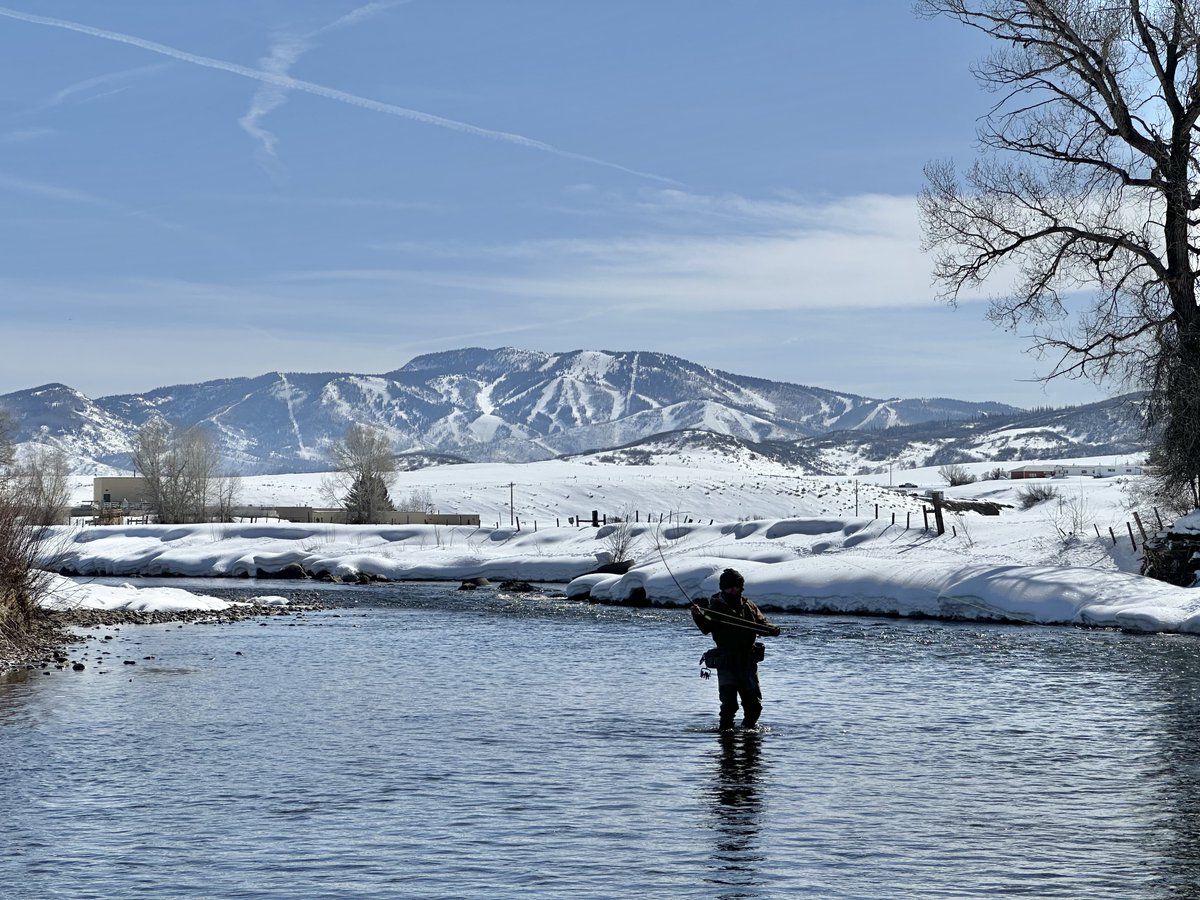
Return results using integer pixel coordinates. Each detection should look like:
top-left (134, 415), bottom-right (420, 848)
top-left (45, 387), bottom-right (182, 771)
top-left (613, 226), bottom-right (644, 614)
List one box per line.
top-left (655, 540), bottom-right (774, 632)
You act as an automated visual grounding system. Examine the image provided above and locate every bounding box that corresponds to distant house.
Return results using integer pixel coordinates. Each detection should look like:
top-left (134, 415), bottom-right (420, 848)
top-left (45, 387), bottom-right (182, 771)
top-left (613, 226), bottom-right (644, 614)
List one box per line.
top-left (1007, 463), bottom-right (1144, 480)
top-left (93, 476), bottom-right (152, 506)
top-left (1054, 464), bottom-right (1143, 478)
top-left (1008, 465), bottom-right (1058, 479)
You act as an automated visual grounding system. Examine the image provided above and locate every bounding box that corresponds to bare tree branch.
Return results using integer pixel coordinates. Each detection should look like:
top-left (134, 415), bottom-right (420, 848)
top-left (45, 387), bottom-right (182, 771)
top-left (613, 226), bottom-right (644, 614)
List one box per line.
top-left (918, 0), bottom-right (1200, 498)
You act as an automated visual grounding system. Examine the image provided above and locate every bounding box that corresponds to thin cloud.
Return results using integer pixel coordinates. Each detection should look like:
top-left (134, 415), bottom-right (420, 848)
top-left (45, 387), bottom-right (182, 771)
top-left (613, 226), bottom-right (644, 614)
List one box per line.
top-left (47, 63), bottom-right (168, 107)
top-left (0, 172), bottom-right (188, 232)
top-left (0, 172), bottom-right (111, 205)
top-left (287, 194), bottom-right (960, 313)
top-left (0, 5), bottom-right (676, 185)
top-left (240, 1), bottom-right (411, 173)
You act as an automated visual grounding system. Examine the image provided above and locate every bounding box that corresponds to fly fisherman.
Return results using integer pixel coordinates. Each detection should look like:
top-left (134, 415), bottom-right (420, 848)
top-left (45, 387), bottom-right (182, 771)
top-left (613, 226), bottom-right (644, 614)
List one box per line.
top-left (691, 568), bottom-right (781, 732)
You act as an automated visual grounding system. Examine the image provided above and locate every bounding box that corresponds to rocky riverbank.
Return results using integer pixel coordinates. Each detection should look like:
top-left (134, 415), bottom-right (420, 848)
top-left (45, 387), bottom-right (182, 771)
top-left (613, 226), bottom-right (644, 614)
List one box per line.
top-left (0, 614), bottom-right (78, 675)
top-left (1, 602), bottom-right (324, 676)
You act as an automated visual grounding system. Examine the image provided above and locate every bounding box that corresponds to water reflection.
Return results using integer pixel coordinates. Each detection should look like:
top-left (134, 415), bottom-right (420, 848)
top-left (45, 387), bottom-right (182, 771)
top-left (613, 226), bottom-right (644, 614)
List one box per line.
top-left (705, 730), bottom-right (765, 898)
top-left (1145, 643), bottom-right (1200, 898)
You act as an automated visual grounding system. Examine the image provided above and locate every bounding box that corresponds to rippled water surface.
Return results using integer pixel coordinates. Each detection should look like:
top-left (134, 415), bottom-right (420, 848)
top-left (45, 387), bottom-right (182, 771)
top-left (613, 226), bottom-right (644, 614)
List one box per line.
top-left (4, 581), bottom-right (1200, 898)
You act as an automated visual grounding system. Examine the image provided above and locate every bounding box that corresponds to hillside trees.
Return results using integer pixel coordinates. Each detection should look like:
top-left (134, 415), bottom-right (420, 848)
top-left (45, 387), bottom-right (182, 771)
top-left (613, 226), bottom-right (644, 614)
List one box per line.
top-left (322, 424), bottom-right (398, 524)
top-left (131, 420), bottom-right (239, 524)
top-left (917, 1), bottom-right (1200, 505)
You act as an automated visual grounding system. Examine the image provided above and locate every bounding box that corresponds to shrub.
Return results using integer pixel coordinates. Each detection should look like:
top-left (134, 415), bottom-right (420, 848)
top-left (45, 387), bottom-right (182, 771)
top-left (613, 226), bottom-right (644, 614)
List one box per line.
top-left (1017, 484), bottom-right (1060, 509)
top-left (938, 464), bottom-right (977, 486)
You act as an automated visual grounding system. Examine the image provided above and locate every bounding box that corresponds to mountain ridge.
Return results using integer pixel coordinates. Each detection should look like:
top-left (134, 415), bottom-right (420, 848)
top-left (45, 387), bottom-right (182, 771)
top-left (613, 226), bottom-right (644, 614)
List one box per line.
top-left (0, 347), bottom-right (1143, 475)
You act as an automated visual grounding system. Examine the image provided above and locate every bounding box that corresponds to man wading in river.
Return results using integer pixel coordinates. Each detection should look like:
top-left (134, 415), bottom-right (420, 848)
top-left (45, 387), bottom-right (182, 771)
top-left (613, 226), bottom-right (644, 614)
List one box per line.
top-left (691, 568), bottom-right (781, 732)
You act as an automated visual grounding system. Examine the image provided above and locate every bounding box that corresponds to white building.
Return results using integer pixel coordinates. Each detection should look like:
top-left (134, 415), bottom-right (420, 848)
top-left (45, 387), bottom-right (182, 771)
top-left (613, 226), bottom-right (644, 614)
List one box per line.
top-left (1053, 464), bottom-right (1143, 478)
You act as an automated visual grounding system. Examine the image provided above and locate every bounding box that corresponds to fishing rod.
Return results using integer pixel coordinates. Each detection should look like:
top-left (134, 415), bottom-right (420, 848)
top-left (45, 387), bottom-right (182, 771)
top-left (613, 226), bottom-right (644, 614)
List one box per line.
top-left (654, 540), bottom-right (780, 639)
top-left (691, 603), bottom-right (779, 635)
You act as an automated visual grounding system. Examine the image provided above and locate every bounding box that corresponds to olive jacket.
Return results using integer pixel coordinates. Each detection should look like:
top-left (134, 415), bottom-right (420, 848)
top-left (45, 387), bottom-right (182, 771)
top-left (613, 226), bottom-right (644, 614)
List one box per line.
top-left (691, 592), bottom-right (776, 657)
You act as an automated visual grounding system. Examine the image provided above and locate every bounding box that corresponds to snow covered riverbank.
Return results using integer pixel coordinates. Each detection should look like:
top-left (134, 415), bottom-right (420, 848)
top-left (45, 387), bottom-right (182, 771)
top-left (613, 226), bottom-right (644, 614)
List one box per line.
top-left (41, 453), bottom-right (1200, 634)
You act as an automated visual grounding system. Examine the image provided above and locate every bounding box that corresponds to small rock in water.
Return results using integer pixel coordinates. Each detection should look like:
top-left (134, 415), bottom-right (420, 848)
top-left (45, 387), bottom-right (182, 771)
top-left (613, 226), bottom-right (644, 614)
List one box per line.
top-left (498, 580), bottom-right (536, 593)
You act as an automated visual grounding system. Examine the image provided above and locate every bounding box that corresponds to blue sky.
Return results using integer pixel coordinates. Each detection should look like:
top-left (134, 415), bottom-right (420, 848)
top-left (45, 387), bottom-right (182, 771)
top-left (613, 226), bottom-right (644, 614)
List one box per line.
top-left (0, 1), bottom-right (1110, 407)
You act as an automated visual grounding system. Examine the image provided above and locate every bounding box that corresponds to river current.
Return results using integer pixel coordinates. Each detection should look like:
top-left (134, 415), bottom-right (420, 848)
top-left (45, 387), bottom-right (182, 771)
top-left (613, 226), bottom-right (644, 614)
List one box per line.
top-left (2, 581), bottom-right (1200, 899)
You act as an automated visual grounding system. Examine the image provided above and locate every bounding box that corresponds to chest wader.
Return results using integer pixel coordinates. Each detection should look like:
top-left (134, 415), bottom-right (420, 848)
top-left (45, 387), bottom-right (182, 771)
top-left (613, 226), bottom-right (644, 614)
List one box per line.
top-left (716, 652), bottom-right (762, 731)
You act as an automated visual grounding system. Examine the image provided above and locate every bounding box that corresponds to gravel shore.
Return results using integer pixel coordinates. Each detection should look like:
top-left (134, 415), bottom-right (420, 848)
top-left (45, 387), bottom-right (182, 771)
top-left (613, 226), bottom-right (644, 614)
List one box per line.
top-left (1, 603), bottom-right (321, 675)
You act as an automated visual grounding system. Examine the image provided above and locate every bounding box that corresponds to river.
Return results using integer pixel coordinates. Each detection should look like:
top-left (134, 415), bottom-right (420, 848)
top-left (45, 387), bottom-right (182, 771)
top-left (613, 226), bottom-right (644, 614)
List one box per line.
top-left (2, 580), bottom-right (1199, 899)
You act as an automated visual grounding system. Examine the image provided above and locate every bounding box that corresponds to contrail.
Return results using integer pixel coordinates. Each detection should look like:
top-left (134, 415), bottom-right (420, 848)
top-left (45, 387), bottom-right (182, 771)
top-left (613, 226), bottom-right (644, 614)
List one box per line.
top-left (241, 1), bottom-right (412, 165)
top-left (0, 5), bottom-right (677, 185)
top-left (49, 63), bottom-right (167, 107)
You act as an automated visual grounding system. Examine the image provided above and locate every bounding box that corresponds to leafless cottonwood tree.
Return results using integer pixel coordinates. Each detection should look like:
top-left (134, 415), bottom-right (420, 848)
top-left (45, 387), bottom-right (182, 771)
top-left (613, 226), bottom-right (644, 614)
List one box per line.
top-left (917, 0), bottom-right (1200, 504)
top-left (9, 444), bottom-right (72, 527)
top-left (321, 424), bottom-right (398, 524)
top-left (131, 420), bottom-right (237, 523)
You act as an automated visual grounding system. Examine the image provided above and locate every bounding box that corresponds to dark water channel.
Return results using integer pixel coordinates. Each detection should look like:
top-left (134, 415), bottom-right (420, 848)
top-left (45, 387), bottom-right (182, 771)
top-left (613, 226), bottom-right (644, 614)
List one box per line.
top-left (4, 581), bottom-right (1200, 898)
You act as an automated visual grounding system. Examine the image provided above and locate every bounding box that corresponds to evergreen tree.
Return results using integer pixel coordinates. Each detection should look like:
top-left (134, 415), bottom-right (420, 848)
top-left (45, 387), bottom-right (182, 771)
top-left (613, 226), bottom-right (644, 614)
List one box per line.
top-left (343, 473), bottom-right (395, 525)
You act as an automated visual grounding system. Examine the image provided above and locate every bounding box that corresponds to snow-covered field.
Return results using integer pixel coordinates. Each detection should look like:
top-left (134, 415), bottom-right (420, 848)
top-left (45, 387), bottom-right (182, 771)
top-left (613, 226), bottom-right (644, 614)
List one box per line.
top-left (49, 449), bottom-right (1200, 635)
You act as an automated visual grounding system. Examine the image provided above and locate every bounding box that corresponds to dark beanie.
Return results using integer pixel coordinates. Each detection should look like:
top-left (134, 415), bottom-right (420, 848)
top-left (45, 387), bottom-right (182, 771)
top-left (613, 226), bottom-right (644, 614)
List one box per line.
top-left (719, 568), bottom-right (744, 589)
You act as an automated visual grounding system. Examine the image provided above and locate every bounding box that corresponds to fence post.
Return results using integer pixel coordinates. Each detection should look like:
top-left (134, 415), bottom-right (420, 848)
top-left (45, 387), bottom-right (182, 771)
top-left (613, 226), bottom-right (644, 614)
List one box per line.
top-left (906, 512), bottom-right (911, 530)
top-left (1127, 521), bottom-right (1137, 551)
top-left (1154, 507), bottom-right (1164, 529)
top-left (1133, 512), bottom-right (1148, 542)
top-left (874, 503), bottom-right (879, 519)
top-left (928, 492), bottom-right (946, 535)
top-left (1109, 526), bottom-right (1117, 546)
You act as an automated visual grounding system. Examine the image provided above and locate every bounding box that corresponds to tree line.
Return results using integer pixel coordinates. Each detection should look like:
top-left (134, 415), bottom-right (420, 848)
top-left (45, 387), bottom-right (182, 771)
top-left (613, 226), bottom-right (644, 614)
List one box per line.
top-left (123, 420), bottom-right (428, 526)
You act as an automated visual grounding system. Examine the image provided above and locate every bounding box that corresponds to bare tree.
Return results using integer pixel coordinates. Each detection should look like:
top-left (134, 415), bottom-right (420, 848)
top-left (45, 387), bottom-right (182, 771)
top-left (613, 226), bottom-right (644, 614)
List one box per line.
top-left (9, 444), bottom-right (72, 527)
top-left (0, 411), bottom-right (14, 470)
top-left (0, 419), bottom-right (66, 642)
top-left (917, 0), bottom-right (1200, 503)
top-left (321, 424), bottom-right (398, 524)
top-left (600, 509), bottom-right (642, 564)
top-left (131, 420), bottom-right (232, 523)
top-left (938, 463), bottom-right (977, 486)
top-left (397, 487), bottom-right (435, 514)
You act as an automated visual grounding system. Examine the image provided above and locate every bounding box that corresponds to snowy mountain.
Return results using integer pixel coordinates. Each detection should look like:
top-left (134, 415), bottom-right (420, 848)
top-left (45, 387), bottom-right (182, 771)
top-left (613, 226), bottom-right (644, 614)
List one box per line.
top-left (0, 383), bottom-right (139, 473)
top-left (0, 347), bottom-right (1141, 474)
